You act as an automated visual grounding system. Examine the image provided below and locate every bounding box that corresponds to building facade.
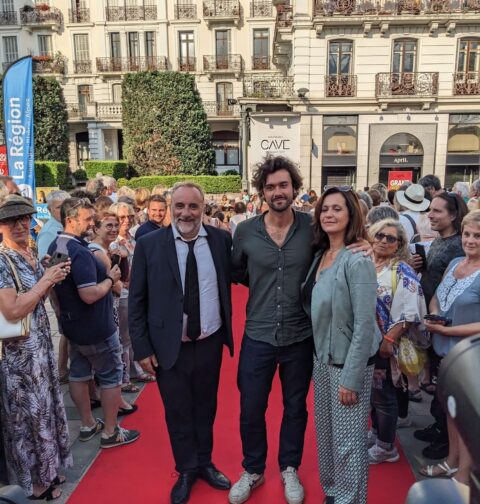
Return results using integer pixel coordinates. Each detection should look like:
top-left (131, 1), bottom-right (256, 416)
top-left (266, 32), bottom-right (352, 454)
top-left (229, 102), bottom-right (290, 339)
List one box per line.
top-left (0, 0), bottom-right (479, 190)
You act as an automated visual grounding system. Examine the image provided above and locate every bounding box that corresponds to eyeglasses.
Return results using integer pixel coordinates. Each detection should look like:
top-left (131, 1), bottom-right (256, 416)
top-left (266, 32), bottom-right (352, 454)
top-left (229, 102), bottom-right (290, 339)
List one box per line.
top-left (374, 232), bottom-right (400, 244)
top-left (103, 223), bottom-right (119, 230)
top-left (2, 215), bottom-right (31, 228)
top-left (119, 215), bottom-right (134, 221)
top-left (323, 185), bottom-right (354, 192)
top-left (69, 197), bottom-right (91, 210)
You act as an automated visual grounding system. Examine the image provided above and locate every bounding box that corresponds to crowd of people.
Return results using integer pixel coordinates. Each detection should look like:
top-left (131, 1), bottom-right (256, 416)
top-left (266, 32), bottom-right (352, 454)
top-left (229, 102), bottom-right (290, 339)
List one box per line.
top-left (0, 163), bottom-right (478, 503)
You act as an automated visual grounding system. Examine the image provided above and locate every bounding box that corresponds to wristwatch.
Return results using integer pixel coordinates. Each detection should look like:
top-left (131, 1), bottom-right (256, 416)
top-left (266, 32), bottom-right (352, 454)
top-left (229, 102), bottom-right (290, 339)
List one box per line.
top-left (106, 275), bottom-right (115, 286)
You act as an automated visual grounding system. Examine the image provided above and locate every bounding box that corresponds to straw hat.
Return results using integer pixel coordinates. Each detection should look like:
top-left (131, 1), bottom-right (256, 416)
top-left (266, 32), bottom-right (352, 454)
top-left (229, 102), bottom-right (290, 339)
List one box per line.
top-left (0, 195), bottom-right (36, 222)
top-left (395, 184), bottom-right (430, 212)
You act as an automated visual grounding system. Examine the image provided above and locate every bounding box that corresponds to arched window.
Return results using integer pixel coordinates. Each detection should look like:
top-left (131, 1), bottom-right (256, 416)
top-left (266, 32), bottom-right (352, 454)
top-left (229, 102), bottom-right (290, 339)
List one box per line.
top-left (323, 125), bottom-right (357, 155)
top-left (381, 133), bottom-right (423, 155)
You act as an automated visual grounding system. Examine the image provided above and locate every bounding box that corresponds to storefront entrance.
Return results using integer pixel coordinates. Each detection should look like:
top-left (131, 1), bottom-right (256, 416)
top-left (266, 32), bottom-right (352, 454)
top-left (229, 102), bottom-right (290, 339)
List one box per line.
top-left (379, 133), bottom-right (423, 186)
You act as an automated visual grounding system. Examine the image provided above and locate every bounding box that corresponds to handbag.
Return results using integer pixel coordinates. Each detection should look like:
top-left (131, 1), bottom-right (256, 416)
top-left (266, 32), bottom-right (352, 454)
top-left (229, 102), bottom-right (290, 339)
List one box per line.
top-left (398, 336), bottom-right (427, 376)
top-left (0, 252), bottom-right (31, 341)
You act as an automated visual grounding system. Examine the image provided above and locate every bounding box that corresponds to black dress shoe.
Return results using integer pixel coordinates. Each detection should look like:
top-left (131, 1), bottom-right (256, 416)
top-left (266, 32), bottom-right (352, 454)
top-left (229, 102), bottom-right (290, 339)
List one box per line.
top-left (171, 472), bottom-right (197, 504)
top-left (198, 465), bottom-right (231, 490)
top-left (422, 439), bottom-right (449, 460)
top-left (414, 423), bottom-right (441, 443)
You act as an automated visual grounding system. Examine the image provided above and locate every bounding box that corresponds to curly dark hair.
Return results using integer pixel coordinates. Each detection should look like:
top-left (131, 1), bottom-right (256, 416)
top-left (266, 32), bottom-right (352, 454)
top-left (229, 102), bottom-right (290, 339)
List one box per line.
top-left (251, 156), bottom-right (303, 197)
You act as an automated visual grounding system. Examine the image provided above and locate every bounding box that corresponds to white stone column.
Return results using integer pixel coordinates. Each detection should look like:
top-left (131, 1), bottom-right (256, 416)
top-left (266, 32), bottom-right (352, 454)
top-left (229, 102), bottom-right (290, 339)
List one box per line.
top-left (88, 125), bottom-right (106, 161)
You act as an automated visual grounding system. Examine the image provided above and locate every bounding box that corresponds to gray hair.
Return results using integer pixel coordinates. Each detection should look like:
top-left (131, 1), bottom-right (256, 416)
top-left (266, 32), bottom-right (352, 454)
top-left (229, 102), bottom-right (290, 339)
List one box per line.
top-left (171, 181), bottom-right (205, 202)
top-left (370, 183), bottom-right (388, 202)
top-left (101, 175), bottom-right (116, 190)
top-left (452, 181), bottom-right (469, 200)
top-left (366, 205), bottom-right (399, 226)
top-left (369, 218), bottom-right (410, 263)
top-left (46, 190), bottom-right (70, 206)
top-left (109, 201), bottom-right (135, 216)
top-left (85, 178), bottom-right (105, 197)
top-left (470, 179), bottom-right (480, 198)
top-left (357, 191), bottom-right (373, 210)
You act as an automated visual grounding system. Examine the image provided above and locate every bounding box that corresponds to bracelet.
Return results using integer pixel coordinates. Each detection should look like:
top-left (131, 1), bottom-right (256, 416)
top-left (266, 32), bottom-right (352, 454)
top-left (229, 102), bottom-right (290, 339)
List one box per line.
top-left (105, 275), bottom-right (115, 286)
top-left (384, 335), bottom-right (396, 344)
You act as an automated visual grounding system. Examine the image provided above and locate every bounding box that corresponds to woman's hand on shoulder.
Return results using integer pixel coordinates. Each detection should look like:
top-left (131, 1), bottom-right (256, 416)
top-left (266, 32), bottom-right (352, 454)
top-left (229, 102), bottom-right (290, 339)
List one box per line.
top-left (339, 385), bottom-right (358, 406)
top-left (346, 239), bottom-right (373, 257)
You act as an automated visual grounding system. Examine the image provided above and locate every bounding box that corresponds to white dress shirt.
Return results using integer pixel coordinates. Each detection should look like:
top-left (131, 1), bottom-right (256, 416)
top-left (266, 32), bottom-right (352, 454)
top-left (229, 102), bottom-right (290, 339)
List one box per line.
top-left (172, 224), bottom-right (222, 342)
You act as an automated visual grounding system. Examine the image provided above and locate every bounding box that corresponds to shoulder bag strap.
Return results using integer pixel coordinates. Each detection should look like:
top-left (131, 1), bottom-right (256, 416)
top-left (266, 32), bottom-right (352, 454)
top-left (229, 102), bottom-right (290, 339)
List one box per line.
top-left (402, 213), bottom-right (418, 236)
top-left (391, 261), bottom-right (399, 296)
top-left (0, 252), bottom-right (25, 294)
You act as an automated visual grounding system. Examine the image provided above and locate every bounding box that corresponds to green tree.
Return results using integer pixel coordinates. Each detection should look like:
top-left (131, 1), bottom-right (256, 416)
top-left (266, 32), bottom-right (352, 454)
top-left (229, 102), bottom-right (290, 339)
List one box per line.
top-left (122, 71), bottom-right (216, 176)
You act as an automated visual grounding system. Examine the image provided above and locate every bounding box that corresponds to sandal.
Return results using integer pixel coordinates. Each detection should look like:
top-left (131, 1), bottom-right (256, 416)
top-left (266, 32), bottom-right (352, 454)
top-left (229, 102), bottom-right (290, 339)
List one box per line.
top-left (52, 475), bottom-right (66, 486)
top-left (134, 374), bottom-right (155, 383)
top-left (420, 382), bottom-right (436, 395)
top-left (118, 404), bottom-right (139, 416)
top-left (121, 383), bottom-right (140, 393)
top-left (29, 484), bottom-right (62, 501)
top-left (419, 461), bottom-right (458, 478)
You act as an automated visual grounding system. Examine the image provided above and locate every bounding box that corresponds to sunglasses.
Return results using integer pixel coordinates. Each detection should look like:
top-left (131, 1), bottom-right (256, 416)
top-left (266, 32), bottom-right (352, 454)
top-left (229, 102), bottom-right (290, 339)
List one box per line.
top-left (323, 185), bottom-right (354, 192)
top-left (2, 215), bottom-right (31, 227)
top-left (374, 232), bottom-right (400, 244)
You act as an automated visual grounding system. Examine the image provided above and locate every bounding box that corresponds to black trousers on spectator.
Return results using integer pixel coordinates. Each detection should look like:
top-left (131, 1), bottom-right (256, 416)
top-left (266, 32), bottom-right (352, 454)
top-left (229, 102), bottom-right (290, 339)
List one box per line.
top-left (237, 335), bottom-right (313, 475)
top-left (430, 354), bottom-right (448, 441)
top-left (156, 328), bottom-right (224, 473)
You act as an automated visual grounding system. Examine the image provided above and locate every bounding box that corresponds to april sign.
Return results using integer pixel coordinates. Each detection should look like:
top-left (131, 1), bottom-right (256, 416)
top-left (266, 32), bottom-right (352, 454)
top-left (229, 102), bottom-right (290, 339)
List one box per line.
top-left (3, 56), bottom-right (35, 201)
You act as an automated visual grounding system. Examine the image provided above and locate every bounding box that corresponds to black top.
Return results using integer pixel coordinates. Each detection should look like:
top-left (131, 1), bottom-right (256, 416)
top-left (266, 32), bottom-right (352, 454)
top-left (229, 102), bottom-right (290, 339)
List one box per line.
top-left (134, 220), bottom-right (162, 240)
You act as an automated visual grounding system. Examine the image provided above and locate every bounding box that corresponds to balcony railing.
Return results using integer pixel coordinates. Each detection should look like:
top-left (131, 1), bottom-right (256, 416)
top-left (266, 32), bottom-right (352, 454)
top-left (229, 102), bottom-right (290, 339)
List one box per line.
top-left (203, 100), bottom-right (240, 116)
top-left (97, 103), bottom-right (122, 119)
top-left (67, 103), bottom-right (123, 120)
top-left (0, 10), bottom-right (17, 25)
top-left (105, 5), bottom-right (157, 21)
top-left (243, 74), bottom-right (295, 98)
top-left (453, 72), bottom-right (480, 95)
top-left (178, 56), bottom-right (196, 71)
top-left (314, 0), bottom-right (480, 15)
top-left (250, 0), bottom-right (273, 16)
top-left (203, 54), bottom-right (242, 72)
top-left (74, 60), bottom-right (92, 74)
top-left (32, 56), bottom-right (65, 74)
top-left (276, 5), bottom-right (293, 27)
top-left (325, 74), bottom-right (357, 97)
top-left (252, 56), bottom-right (270, 70)
top-left (20, 6), bottom-right (62, 26)
top-left (68, 8), bottom-right (90, 23)
top-left (203, 0), bottom-right (240, 18)
top-left (96, 56), bottom-right (168, 73)
top-left (375, 72), bottom-right (439, 98)
top-left (174, 3), bottom-right (197, 18)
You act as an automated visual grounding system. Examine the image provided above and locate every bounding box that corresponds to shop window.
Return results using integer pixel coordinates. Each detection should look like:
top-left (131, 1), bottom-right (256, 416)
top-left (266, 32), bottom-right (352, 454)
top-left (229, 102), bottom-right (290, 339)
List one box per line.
top-left (448, 125), bottom-right (480, 153)
top-left (381, 133), bottom-right (423, 155)
top-left (323, 125), bottom-right (357, 155)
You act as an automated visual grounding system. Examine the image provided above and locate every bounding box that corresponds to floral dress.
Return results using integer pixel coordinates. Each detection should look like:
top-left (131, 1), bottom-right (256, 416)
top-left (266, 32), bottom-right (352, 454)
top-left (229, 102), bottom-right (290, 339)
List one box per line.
top-left (0, 245), bottom-right (72, 494)
top-left (375, 260), bottom-right (429, 386)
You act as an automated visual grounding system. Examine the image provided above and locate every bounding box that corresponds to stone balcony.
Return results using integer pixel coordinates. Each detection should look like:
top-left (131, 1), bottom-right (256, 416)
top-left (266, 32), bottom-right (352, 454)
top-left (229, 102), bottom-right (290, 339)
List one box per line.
top-left (105, 5), bottom-right (157, 22)
top-left (174, 3), bottom-right (198, 19)
top-left (203, 54), bottom-right (243, 78)
top-left (32, 56), bottom-right (65, 75)
top-left (243, 74), bottom-right (295, 98)
top-left (325, 74), bottom-right (357, 97)
top-left (67, 103), bottom-right (122, 121)
top-left (375, 72), bottom-right (439, 99)
top-left (203, 100), bottom-right (240, 117)
top-left (96, 56), bottom-right (168, 73)
top-left (203, 0), bottom-right (241, 25)
top-left (0, 10), bottom-right (17, 25)
top-left (453, 71), bottom-right (480, 95)
top-left (20, 5), bottom-right (62, 31)
top-left (68, 8), bottom-right (90, 23)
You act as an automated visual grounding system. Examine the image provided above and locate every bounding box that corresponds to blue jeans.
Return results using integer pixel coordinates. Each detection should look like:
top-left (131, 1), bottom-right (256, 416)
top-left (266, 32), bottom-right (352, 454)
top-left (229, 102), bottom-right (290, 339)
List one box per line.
top-left (370, 357), bottom-right (398, 444)
top-left (237, 335), bottom-right (313, 474)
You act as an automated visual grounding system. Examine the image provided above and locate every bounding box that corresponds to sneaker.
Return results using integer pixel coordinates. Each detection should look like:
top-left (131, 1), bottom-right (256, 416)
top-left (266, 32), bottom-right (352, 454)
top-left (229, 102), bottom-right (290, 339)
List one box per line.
top-left (397, 416), bottom-right (412, 428)
top-left (368, 443), bottom-right (400, 464)
top-left (281, 467), bottom-right (304, 504)
top-left (367, 430), bottom-right (377, 448)
top-left (414, 423), bottom-right (441, 443)
top-left (228, 471), bottom-right (264, 504)
top-left (100, 425), bottom-right (140, 449)
top-left (79, 418), bottom-right (104, 442)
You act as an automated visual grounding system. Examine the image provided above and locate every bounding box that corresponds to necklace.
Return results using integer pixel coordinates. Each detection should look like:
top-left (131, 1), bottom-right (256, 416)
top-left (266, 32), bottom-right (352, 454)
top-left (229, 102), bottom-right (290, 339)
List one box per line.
top-left (11, 245), bottom-right (35, 263)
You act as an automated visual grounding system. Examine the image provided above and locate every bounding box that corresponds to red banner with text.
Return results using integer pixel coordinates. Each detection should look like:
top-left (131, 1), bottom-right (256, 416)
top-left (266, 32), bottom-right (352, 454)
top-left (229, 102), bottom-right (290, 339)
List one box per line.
top-left (388, 170), bottom-right (413, 191)
top-left (0, 145), bottom-right (7, 176)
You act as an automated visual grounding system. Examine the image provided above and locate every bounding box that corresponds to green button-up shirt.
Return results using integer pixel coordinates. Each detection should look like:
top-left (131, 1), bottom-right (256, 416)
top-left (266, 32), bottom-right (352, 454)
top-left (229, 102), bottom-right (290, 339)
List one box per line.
top-left (232, 210), bottom-right (314, 346)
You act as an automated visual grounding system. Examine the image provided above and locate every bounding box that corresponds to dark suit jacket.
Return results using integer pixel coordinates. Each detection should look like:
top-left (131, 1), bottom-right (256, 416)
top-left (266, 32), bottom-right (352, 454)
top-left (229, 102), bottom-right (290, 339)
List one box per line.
top-left (128, 224), bottom-right (233, 370)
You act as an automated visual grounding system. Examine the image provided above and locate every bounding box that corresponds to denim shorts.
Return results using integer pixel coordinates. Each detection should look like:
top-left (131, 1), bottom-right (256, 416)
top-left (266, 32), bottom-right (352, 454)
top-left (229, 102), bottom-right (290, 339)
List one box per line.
top-left (69, 331), bottom-right (123, 389)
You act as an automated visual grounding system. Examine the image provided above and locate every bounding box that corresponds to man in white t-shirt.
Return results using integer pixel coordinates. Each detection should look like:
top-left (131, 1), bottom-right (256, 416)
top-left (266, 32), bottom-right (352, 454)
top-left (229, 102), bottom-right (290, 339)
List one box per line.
top-left (394, 184), bottom-right (430, 242)
top-left (229, 201), bottom-right (247, 236)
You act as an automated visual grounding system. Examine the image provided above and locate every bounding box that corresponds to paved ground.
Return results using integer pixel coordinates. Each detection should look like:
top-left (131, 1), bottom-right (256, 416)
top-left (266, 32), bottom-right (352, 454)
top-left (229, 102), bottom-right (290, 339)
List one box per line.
top-left (47, 302), bottom-right (435, 503)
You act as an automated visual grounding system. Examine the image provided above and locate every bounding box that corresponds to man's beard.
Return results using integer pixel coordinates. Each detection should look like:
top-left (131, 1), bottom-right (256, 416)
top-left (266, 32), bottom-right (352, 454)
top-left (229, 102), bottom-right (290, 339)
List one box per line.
top-left (267, 196), bottom-right (293, 213)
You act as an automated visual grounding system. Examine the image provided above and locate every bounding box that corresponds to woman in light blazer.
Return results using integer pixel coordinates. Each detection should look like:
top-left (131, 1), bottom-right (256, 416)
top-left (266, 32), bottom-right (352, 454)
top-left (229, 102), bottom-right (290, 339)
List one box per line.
top-left (302, 187), bottom-right (378, 504)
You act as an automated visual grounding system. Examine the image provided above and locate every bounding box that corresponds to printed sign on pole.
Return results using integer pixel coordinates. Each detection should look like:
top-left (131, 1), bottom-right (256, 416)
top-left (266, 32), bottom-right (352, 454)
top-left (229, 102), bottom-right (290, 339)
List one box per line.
top-left (388, 170), bottom-right (413, 191)
top-left (0, 145), bottom-right (7, 175)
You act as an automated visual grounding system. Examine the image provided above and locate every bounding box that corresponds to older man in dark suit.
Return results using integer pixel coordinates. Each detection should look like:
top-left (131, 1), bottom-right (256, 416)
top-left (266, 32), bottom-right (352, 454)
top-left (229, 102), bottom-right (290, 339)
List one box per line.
top-left (129, 181), bottom-right (233, 504)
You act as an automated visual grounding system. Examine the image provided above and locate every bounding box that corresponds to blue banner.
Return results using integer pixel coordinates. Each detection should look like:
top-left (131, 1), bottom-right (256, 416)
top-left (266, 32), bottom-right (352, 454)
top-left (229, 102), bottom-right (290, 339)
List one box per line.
top-left (3, 56), bottom-right (35, 202)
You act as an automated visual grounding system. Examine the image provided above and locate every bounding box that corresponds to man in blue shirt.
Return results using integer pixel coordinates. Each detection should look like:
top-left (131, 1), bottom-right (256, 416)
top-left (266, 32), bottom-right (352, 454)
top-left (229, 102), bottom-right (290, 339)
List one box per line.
top-left (134, 195), bottom-right (167, 240)
top-left (49, 198), bottom-right (140, 449)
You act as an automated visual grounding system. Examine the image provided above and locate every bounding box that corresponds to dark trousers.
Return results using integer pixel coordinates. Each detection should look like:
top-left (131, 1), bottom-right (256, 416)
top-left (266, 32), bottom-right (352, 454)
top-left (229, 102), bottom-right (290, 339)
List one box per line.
top-left (237, 335), bottom-right (313, 474)
top-left (371, 357), bottom-right (398, 445)
top-left (156, 329), bottom-right (224, 473)
top-left (430, 355), bottom-right (448, 442)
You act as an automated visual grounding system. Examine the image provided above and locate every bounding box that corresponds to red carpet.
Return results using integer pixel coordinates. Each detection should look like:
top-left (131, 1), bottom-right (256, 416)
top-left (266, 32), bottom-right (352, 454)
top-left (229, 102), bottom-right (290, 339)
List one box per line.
top-left (69, 286), bottom-right (415, 503)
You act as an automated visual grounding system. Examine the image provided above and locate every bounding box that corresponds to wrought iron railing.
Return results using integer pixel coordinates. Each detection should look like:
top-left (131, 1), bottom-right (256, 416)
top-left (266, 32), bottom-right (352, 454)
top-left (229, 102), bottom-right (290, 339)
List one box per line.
top-left (453, 72), bottom-right (480, 95)
top-left (203, 0), bottom-right (240, 18)
top-left (74, 60), bottom-right (92, 74)
top-left (97, 103), bottom-right (122, 119)
top-left (243, 74), bottom-right (295, 98)
top-left (375, 72), bottom-right (439, 98)
top-left (96, 56), bottom-right (168, 73)
top-left (68, 8), bottom-right (90, 23)
top-left (250, 0), bottom-right (273, 16)
top-left (276, 5), bottom-right (293, 27)
top-left (252, 56), bottom-right (270, 70)
top-left (314, 0), bottom-right (480, 15)
top-left (0, 11), bottom-right (17, 25)
top-left (32, 57), bottom-right (65, 74)
top-left (20, 6), bottom-right (62, 25)
top-left (178, 56), bottom-right (196, 71)
top-left (203, 100), bottom-right (240, 116)
top-left (105, 5), bottom-right (157, 21)
top-left (325, 74), bottom-right (357, 97)
top-left (203, 54), bottom-right (242, 72)
top-left (174, 3), bottom-right (197, 18)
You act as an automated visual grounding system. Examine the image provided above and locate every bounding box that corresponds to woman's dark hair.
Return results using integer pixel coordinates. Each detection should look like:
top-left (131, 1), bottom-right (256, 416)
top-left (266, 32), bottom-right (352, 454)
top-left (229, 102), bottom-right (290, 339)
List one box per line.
top-left (204, 204), bottom-right (212, 216)
top-left (213, 211), bottom-right (225, 223)
top-left (387, 189), bottom-right (396, 205)
top-left (313, 187), bottom-right (367, 250)
top-left (252, 156), bottom-right (303, 197)
top-left (433, 192), bottom-right (469, 233)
